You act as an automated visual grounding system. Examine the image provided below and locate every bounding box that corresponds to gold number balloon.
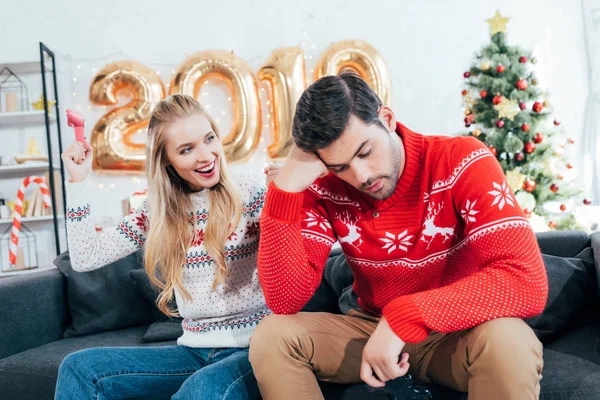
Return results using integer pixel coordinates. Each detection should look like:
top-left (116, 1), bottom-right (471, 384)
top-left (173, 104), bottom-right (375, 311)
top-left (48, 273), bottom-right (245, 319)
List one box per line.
top-left (314, 39), bottom-right (392, 106)
top-left (258, 47), bottom-right (307, 159)
top-left (170, 51), bottom-right (261, 163)
top-left (89, 60), bottom-right (165, 171)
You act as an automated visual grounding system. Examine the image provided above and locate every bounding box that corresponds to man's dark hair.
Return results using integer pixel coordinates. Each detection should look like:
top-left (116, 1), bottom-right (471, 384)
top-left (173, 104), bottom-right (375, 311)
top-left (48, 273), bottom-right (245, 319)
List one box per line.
top-left (292, 72), bottom-right (384, 152)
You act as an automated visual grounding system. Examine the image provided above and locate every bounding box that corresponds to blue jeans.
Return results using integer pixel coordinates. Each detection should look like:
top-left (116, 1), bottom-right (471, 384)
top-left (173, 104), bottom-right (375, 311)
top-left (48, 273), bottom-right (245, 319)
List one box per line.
top-left (54, 346), bottom-right (260, 400)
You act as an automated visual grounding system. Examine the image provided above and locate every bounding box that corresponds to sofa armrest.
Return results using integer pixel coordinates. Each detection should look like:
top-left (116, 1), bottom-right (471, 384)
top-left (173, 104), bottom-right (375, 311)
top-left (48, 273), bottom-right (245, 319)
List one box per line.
top-left (591, 231), bottom-right (600, 302)
top-left (0, 268), bottom-right (68, 359)
top-left (536, 230), bottom-right (591, 257)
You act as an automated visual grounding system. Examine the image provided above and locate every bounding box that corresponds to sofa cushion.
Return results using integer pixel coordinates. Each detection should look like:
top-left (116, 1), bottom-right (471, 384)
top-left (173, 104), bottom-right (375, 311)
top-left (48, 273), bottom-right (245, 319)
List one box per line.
top-left (0, 325), bottom-right (176, 400)
top-left (54, 251), bottom-right (156, 338)
top-left (525, 249), bottom-right (596, 341)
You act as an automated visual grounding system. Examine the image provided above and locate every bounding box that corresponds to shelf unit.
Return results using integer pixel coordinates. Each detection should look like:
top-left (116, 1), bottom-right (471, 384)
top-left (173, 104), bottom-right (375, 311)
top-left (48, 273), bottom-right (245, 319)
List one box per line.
top-left (0, 43), bottom-right (66, 276)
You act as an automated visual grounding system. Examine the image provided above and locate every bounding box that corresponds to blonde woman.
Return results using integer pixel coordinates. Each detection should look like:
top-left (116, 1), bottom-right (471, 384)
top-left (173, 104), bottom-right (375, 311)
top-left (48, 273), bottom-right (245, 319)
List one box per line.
top-left (55, 94), bottom-right (269, 400)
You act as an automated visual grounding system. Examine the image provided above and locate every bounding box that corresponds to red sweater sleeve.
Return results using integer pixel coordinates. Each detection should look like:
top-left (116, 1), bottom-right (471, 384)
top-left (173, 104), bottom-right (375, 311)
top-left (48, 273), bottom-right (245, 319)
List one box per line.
top-left (383, 138), bottom-right (548, 341)
top-left (258, 181), bottom-right (336, 314)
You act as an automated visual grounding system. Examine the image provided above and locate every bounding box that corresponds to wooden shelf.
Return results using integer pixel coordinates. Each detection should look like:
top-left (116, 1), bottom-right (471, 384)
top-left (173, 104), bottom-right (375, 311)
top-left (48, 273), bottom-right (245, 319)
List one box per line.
top-left (0, 111), bottom-right (56, 125)
top-left (0, 163), bottom-right (60, 177)
top-left (0, 215), bottom-right (60, 225)
top-left (0, 60), bottom-right (52, 74)
top-left (0, 265), bottom-right (56, 278)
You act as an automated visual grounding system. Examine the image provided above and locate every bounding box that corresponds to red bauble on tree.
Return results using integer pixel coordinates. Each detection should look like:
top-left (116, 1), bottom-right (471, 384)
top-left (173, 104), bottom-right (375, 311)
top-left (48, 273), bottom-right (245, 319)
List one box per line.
top-left (523, 179), bottom-right (537, 193)
top-left (496, 65), bottom-right (505, 73)
top-left (519, 102), bottom-right (527, 110)
top-left (584, 198), bottom-right (592, 205)
top-left (519, 56), bottom-right (528, 63)
top-left (554, 119), bottom-right (561, 126)
top-left (550, 184), bottom-right (559, 193)
top-left (522, 123), bottom-right (530, 132)
top-left (516, 79), bottom-right (529, 90)
top-left (532, 102), bottom-right (543, 113)
top-left (464, 71), bottom-right (471, 78)
top-left (496, 119), bottom-right (505, 128)
top-left (523, 208), bottom-right (532, 218)
top-left (492, 95), bottom-right (503, 105)
top-left (549, 221), bottom-right (557, 229)
top-left (568, 138), bottom-right (575, 144)
top-left (566, 163), bottom-right (573, 169)
top-left (524, 142), bottom-right (536, 153)
top-left (560, 204), bottom-right (567, 212)
top-left (480, 90), bottom-right (487, 98)
top-left (489, 146), bottom-right (498, 157)
top-left (534, 132), bottom-right (544, 144)
top-left (515, 152), bottom-right (525, 161)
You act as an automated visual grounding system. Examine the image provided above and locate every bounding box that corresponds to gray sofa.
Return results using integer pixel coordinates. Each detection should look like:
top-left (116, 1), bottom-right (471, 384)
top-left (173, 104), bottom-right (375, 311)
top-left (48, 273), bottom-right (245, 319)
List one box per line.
top-left (1, 230), bottom-right (599, 400)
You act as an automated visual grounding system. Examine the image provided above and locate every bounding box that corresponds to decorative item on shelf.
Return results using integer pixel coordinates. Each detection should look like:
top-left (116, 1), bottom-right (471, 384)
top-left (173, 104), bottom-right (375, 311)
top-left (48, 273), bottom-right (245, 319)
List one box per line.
top-left (0, 192), bottom-right (10, 219)
top-left (0, 154), bottom-right (16, 166)
top-left (8, 176), bottom-right (51, 267)
top-left (15, 137), bottom-right (49, 163)
top-left (31, 94), bottom-right (57, 111)
top-left (0, 67), bottom-right (29, 112)
top-left (121, 189), bottom-right (147, 216)
top-left (1, 223), bottom-right (38, 272)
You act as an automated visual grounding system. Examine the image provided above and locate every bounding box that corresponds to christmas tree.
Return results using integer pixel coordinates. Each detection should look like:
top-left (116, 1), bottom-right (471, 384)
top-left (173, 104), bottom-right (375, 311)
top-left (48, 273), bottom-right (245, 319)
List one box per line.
top-left (461, 11), bottom-right (591, 230)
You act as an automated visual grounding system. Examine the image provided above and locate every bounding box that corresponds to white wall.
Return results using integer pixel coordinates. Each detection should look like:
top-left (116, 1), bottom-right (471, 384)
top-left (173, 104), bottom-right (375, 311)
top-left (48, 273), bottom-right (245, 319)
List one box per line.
top-left (0, 0), bottom-right (591, 261)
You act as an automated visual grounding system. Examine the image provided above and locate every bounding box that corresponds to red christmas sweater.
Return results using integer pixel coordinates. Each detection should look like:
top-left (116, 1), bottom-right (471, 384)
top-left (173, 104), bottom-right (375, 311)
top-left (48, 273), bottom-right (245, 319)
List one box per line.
top-left (258, 122), bottom-right (548, 343)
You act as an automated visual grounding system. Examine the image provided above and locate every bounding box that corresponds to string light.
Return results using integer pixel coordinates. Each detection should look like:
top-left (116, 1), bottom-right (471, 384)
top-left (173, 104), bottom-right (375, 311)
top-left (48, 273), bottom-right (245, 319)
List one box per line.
top-left (77, 64), bottom-right (82, 69)
top-left (156, 71), bottom-right (160, 75)
top-left (72, 92), bottom-right (76, 97)
top-left (73, 77), bottom-right (77, 82)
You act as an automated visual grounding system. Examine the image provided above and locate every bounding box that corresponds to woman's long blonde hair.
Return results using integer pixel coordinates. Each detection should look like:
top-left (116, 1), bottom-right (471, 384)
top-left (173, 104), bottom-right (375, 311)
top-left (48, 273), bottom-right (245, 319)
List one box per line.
top-left (144, 94), bottom-right (242, 317)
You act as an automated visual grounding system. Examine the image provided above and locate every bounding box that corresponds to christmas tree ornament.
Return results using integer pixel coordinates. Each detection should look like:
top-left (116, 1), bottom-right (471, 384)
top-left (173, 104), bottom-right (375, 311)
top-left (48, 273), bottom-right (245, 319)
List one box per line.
top-left (523, 208), bottom-right (532, 218)
top-left (553, 145), bottom-right (565, 156)
top-left (496, 119), bottom-right (505, 128)
top-left (472, 129), bottom-right (482, 137)
top-left (568, 138), bottom-right (575, 144)
top-left (549, 221), bottom-right (557, 229)
top-left (515, 152), bottom-right (524, 161)
top-left (560, 204), bottom-right (566, 212)
top-left (506, 168), bottom-right (526, 192)
top-left (534, 132), bottom-right (544, 143)
top-left (523, 179), bottom-right (537, 193)
top-left (532, 78), bottom-right (538, 85)
top-left (554, 119), bottom-right (561, 126)
top-left (480, 60), bottom-right (491, 71)
top-left (489, 146), bottom-right (498, 157)
top-left (495, 97), bottom-right (520, 120)
top-left (531, 57), bottom-right (538, 64)
top-left (461, 90), bottom-right (468, 96)
top-left (464, 71), bottom-right (471, 78)
top-left (522, 123), bottom-right (530, 132)
top-left (583, 198), bottom-right (592, 205)
top-left (464, 109), bottom-right (472, 115)
top-left (558, 175), bottom-right (564, 180)
top-left (492, 94), bottom-right (503, 105)
top-left (519, 102), bottom-right (527, 110)
top-left (516, 79), bottom-right (528, 90)
top-left (567, 163), bottom-right (573, 169)
top-left (532, 102), bottom-right (543, 113)
top-left (486, 11), bottom-right (510, 35)
top-left (524, 141), bottom-right (536, 153)
top-left (519, 56), bottom-right (527, 63)
top-left (550, 183), bottom-right (559, 193)
top-left (480, 90), bottom-right (487, 98)
top-left (496, 65), bottom-right (505, 73)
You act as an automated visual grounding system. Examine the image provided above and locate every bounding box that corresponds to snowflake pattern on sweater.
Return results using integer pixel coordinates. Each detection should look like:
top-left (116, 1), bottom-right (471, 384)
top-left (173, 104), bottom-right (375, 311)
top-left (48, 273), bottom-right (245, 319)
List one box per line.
top-left (258, 122), bottom-right (548, 344)
top-left (65, 173), bottom-right (269, 348)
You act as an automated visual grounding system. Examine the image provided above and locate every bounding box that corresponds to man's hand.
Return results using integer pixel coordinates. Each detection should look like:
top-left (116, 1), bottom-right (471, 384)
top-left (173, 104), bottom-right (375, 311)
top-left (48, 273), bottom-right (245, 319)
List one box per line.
top-left (273, 145), bottom-right (329, 193)
top-left (360, 317), bottom-right (410, 388)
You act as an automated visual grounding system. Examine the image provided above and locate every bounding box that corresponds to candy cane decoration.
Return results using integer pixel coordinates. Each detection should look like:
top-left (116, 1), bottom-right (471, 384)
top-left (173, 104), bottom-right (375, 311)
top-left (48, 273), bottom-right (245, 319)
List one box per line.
top-left (9, 176), bottom-right (52, 265)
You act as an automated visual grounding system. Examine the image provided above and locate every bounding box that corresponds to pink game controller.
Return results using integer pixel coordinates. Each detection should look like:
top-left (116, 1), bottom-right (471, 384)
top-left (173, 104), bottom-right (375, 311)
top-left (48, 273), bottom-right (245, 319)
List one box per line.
top-left (66, 109), bottom-right (85, 143)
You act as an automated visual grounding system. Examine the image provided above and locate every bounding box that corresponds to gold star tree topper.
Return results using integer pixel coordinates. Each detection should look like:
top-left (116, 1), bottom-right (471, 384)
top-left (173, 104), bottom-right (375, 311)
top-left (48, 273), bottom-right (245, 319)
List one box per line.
top-left (486, 11), bottom-right (510, 35)
top-left (495, 97), bottom-right (520, 121)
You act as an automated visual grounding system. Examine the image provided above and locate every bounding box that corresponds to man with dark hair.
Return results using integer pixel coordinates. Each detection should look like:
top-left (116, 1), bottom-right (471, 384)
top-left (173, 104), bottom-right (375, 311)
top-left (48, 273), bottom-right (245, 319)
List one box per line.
top-left (250, 72), bottom-right (547, 400)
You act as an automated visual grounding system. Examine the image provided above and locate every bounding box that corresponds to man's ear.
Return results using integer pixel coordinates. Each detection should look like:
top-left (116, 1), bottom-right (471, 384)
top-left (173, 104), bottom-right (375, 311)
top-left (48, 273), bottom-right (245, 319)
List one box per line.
top-left (379, 105), bottom-right (396, 133)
